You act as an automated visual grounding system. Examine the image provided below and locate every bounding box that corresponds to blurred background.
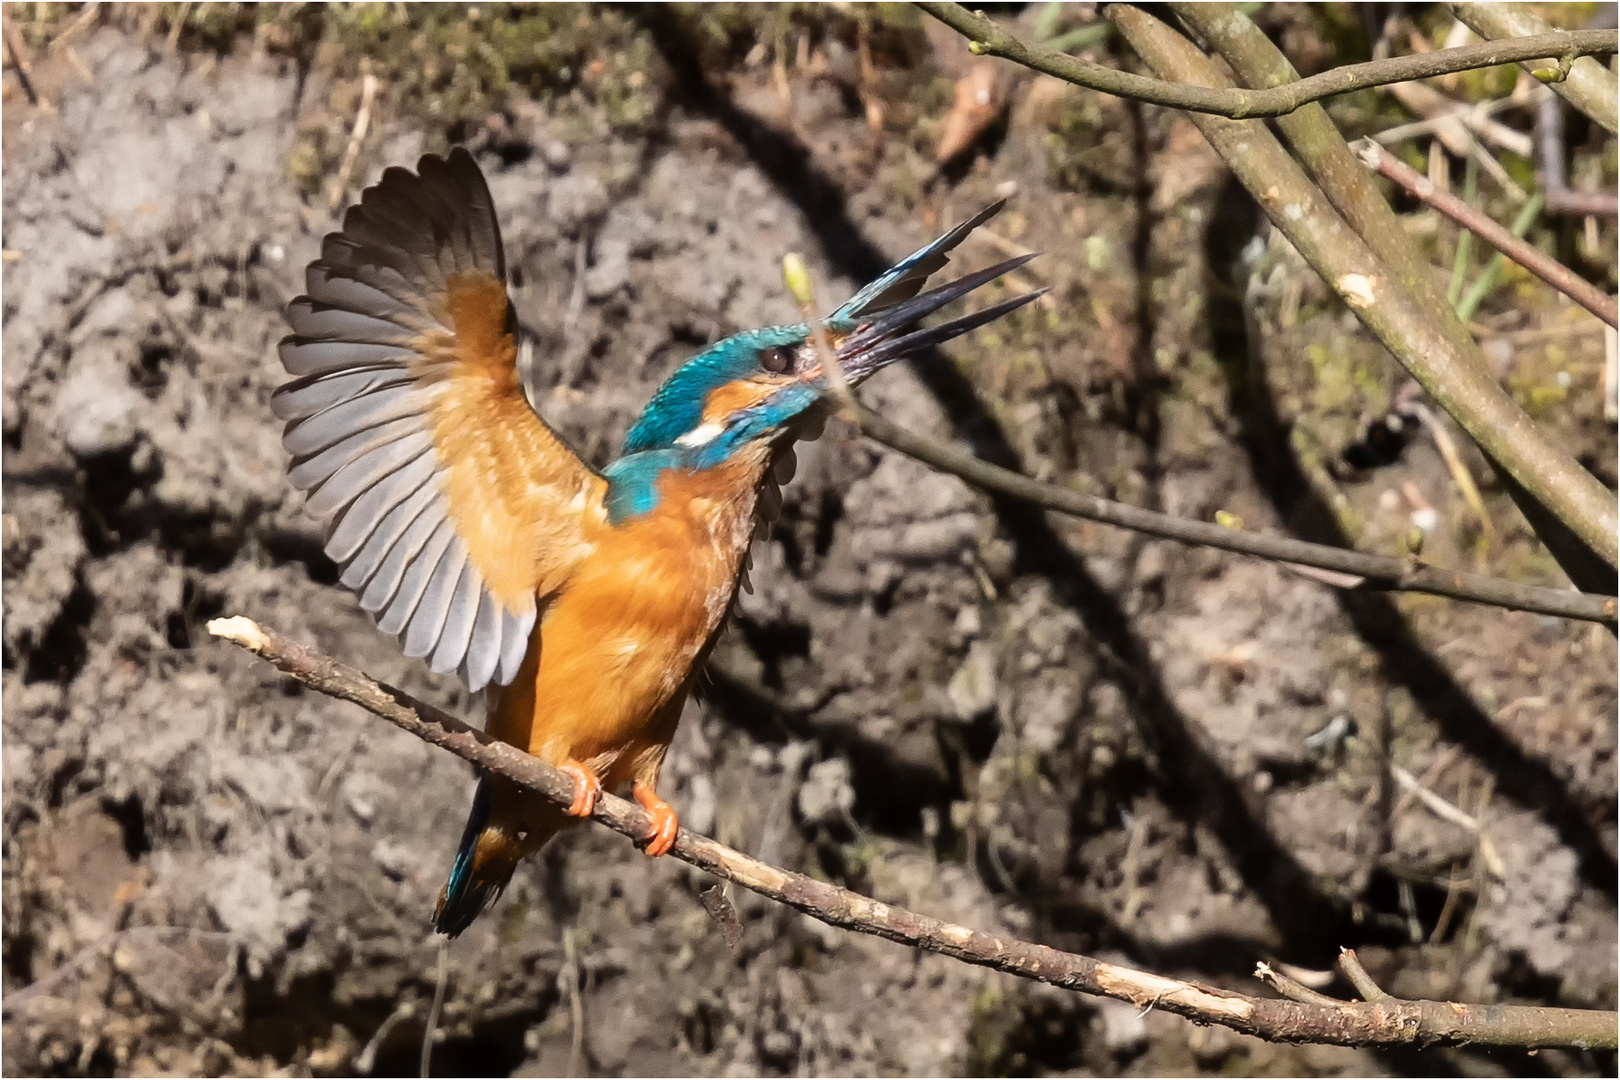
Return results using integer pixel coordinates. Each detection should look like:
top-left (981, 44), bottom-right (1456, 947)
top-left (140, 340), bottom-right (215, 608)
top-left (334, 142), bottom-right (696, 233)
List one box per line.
top-left (3, 3), bottom-right (1615, 1075)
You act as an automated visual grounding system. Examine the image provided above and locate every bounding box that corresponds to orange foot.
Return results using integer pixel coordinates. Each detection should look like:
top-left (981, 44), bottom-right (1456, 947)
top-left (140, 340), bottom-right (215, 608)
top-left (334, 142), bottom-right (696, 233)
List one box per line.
top-left (633, 782), bottom-right (679, 857)
top-left (558, 758), bottom-right (603, 817)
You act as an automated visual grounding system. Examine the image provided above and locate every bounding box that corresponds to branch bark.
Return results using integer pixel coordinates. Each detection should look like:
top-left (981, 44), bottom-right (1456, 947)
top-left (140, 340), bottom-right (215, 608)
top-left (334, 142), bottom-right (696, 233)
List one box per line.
top-left (1355, 138), bottom-right (1617, 327)
top-left (843, 401), bottom-right (1613, 625)
top-left (1169, 0), bottom-right (1618, 597)
top-left (1449, 2), bottom-right (1619, 135)
top-left (1099, 5), bottom-right (1618, 571)
top-left (206, 616), bottom-right (1620, 1052)
top-left (916, 2), bottom-right (1617, 121)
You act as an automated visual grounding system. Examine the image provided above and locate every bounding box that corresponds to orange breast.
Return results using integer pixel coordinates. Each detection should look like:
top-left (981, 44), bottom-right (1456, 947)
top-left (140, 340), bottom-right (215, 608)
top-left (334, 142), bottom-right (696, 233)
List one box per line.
top-left (487, 449), bottom-right (769, 773)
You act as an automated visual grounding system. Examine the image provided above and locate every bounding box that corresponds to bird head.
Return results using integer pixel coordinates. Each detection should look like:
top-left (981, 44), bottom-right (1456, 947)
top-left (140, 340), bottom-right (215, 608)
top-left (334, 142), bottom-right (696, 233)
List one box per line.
top-left (621, 248), bottom-right (1041, 469)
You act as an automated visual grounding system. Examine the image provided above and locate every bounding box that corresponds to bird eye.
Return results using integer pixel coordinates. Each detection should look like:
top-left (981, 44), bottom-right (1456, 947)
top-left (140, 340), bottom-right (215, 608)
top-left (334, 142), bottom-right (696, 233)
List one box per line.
top-left (760, 346), bottom-right (794, 375)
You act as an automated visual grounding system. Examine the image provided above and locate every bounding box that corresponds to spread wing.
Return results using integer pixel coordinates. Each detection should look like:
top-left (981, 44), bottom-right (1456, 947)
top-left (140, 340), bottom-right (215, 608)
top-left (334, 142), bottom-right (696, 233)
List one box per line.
top-left (274, 149), bottom-right (605, 692)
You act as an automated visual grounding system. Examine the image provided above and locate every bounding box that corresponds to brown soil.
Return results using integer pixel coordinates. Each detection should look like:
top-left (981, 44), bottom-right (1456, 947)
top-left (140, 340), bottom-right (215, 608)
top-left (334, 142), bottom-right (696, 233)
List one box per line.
top-left (3, 8), bottom-right (1614, 1078)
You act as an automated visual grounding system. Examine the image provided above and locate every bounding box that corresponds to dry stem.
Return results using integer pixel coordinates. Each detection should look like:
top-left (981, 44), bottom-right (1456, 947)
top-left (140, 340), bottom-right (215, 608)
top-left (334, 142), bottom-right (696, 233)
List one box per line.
top-left (844, 401), bottom-right (1612, 625)
top-left (918, 3), bottom-right (1617, 121)
top-left (1356, 139), bottom-right (1617, 327)
top-left (1103, 5), bottom-right (1616, 570)
top-left (206, 616), bottom-right (1620, 1052)
top-left (1449, 3), bottom-right (1618, 135)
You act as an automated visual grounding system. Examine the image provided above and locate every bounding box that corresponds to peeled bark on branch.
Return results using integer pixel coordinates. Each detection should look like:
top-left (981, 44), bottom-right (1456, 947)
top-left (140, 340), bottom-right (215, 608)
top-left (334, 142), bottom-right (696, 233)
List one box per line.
top-left (207, 616), bottom-right (1620, 1052)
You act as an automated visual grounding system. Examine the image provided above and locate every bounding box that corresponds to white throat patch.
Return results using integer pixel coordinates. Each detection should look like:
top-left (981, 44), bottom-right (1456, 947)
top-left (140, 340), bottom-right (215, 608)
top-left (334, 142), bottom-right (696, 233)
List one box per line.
top-left (675, 421), bottom-right (727, 448)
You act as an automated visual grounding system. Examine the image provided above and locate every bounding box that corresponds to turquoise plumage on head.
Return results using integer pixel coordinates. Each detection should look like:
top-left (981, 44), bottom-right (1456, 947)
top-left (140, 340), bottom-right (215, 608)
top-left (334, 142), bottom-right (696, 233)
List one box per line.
top-left (605, 204), bottom-right (1043, 523)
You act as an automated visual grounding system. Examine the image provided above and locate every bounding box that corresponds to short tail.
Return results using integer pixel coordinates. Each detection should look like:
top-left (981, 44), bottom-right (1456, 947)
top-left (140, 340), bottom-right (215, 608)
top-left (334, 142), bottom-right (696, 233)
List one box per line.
top-left (432, 772), bottom-right (568, 937)
top-left (433, 773), bottom-right (517, 937)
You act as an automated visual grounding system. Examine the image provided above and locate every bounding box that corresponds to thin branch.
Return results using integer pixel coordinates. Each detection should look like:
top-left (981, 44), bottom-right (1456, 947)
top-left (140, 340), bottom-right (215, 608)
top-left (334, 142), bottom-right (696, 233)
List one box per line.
top-left (916, 2), bottom-right (1617, 121)
top-left (1, 7), bottom-right (46, 108)
top-left (1171, 1), bottom-right (1617, 597)
top-left (1454, 193), bottom-right (1545, 324)
top-left (1339, 948), bottom-right (1393, 1003)
top-left (1255, 963), bottom-right (1347, 1008)
top-left (331, 69), bottom-right (380, 210)
top-left (1356, 139), bottom-right (1617, 327)
top-left (1449, 3), bottom-right (1618, 135)
top-left (206, 616), bottom-right (1620, 1052)
top-left (1536, 91), bottom-right (1620, 217)
top-left (775, 249), bottom-right (1607, 623)
top-left (1106, 5), bottom-right (1618, 571)
top-left (843, 401), bottom-right (1613, 625)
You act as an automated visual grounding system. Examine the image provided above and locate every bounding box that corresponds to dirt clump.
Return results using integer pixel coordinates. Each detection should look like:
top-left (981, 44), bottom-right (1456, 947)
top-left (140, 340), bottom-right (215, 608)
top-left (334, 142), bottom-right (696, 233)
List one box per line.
top-left (4, 8), bottom-right (1614, 1077)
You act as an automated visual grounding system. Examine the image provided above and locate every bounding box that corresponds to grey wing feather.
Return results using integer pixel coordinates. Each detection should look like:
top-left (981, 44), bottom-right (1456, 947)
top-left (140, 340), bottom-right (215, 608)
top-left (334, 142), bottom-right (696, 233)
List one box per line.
top-left (276, 148), bottom-right (555, 693)
top-left (402, 537), bottom-right (469, 658)
top-left (429, 562), bottom-right (482, 675)
top-left (357, 498), bottom-right (446, 612)
top-left (273, 367), bottom-right (415, 422)
top-left (327, 452), bottom-right (439, 564)
top-left (378, 520), bottom-right (456, 637)
top-left (305, 429), bottom-right (434, 520)
top-left (461, 592), bottom-right (503, 692)
top-left (497, 606), bottom-right (535, 686)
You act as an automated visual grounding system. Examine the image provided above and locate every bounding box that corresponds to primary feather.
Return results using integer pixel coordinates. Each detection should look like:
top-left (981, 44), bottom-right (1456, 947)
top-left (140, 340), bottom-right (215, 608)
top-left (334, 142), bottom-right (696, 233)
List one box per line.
top-left (275, 148), bottom-right (600, 692)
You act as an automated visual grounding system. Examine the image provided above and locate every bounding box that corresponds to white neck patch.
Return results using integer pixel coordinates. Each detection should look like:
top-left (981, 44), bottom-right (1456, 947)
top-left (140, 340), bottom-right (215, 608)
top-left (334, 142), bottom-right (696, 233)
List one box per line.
top-left (676, 421), bottom-right (727, 448)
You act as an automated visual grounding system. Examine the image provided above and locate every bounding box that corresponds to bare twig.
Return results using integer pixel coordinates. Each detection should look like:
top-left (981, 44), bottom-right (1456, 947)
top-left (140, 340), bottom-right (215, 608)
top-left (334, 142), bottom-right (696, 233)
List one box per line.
top-left (1255, 962), bottom-right (1346, 1008)
top-left (1108, 5), bottom-right (1618, 570)
top-left (776, 252), bottom-right (1605, 622)
top-left (420, 941), bottom-right (447, 1079)
top-left (331, 71), bottom-right (381, 211)
top-left (1392, 763), bottom-right (1481, 831)
top-left (1450, 3), bottom-right (1618, 135)
top-left (1412, 404), bottom-right (1495, 545)
top-left (206, 616), bottom-right (1620, 1051)
top-left (1373, 88), bottom-right (1533, 157)
top-left (1356, 139), bottom-right (1616, 327)
top-left (46, 2), bottom-right (101, 55)
top-left (1173, 2), bottom-right (1616, 595)
top-left (1339, 948), bottom-right (1392, 1003)
top-left (847, 400), bottom-right (1613, 625)
top-left (1454, 193), bottom-right (1546, 324)
top-left (917, 2), bottom-right (1617, 121)
top-left (561, 926), bottom-right (586, 1078)
top-left (2, 6), bottom-right (45, 108)
top-left (357, 999), bottom-right (417, 1075)
top-left (782, 253), bottom-right (853, 404)
top-left (1536, 92), bottom-right (1620, 217)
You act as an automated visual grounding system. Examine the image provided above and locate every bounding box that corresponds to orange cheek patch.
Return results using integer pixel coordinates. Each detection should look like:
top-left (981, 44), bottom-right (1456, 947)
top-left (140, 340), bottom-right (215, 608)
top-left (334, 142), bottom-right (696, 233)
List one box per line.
top-left (700, 379), bottom-right (777, 425)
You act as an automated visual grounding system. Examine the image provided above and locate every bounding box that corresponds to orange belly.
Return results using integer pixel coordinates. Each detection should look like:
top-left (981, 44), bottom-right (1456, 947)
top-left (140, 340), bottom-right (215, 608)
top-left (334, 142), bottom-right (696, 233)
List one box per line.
top-left (485, 451), bottom-right (765, 794)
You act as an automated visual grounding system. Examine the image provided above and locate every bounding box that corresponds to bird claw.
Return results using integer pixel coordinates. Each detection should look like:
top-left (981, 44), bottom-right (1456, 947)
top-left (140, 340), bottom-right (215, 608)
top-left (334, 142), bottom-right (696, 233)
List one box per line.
top-left (559, 759), bottom-right (602, 817)
top-left (633, 782), bottom-right (679, 857)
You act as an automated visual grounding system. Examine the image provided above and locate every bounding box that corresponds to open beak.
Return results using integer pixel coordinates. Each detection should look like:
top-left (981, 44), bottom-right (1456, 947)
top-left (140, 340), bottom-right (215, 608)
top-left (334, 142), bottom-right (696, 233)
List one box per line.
top-left (830, 254), bottom-right (1045, 383)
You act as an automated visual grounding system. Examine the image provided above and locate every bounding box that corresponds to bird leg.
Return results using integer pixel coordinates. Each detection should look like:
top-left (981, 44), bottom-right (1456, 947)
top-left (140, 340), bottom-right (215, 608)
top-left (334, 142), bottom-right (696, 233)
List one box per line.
top-left (557, 758), bottom-right (603, 817)
top-left (632, 782), bottom-right (679, 857)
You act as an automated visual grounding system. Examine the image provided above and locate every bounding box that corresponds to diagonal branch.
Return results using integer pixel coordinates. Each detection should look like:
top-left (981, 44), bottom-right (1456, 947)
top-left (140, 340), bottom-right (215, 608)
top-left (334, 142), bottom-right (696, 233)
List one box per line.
top-left (1101, 5), bottom-right (1618, 571)
top-left (206, 616), bottom-right (1620, 1052)
top-left (916, 2), bottom-right (1618, 121)
top-left (1170, 0), bottom-right (1617, 598)
top-left (1450, 2), bottom-right (1618, 135)
top-left (843, 402), bottom-right (1613, 625)
top-left (1355, 138), bottom-right (1617, 327)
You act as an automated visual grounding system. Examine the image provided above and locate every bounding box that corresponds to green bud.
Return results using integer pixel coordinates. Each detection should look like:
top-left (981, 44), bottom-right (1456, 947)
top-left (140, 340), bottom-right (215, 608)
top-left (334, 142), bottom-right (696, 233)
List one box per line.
top-left (1215, 510), bottom-right (1244, 531)
top-left (782, 252), bottom-right (814, 309)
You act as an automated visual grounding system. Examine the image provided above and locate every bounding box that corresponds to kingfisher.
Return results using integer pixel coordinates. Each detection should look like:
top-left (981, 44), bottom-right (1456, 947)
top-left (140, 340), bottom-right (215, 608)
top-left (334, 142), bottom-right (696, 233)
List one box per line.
top-left (273, 148), bottom-right (1039, 936)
